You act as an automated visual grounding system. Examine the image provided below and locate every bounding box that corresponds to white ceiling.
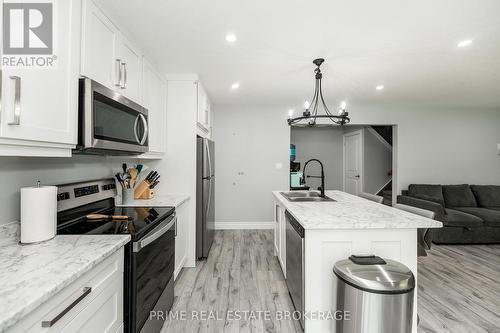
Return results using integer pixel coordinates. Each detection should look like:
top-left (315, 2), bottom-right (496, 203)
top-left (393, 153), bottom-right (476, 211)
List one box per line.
top-left (98, 0), bottom-right (500, 109)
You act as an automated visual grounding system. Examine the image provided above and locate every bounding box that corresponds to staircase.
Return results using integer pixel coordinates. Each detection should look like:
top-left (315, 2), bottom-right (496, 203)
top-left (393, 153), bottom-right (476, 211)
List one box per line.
top-left (378, 180), bottom-right (393, 206)
top-left (371, 126), bottom-right (393, 146)
top-left (370, 125), bottom-right (393, 206)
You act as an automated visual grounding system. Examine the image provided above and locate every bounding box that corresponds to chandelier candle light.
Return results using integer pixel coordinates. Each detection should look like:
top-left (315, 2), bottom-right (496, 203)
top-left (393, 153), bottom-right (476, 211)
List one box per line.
top-left (287, 58), bottom-right (350, 126)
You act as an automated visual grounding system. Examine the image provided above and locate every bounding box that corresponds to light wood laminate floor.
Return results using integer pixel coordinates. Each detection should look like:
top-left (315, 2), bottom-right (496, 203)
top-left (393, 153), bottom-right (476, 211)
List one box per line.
top-left (417, 244), bottom-right (500, 333)
top-left (161, 230), bottom-right (500, 333)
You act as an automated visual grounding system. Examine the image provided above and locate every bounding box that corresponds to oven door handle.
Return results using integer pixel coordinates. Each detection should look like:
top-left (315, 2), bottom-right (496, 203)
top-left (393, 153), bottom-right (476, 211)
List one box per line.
top-left (133, 214), bottom-right (176, 252)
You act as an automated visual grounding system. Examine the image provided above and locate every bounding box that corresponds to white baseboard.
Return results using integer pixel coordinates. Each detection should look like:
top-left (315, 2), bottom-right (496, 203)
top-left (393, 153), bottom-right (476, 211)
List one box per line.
top-left (215, 221), bottom-right (274, 230)
top-left (174, 255), bottom-right (186, 280)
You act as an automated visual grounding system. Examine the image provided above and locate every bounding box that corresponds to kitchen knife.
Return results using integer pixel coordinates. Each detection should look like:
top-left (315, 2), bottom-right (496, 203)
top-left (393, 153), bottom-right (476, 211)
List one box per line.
top-left (150, 174), bottom-right (160, 183)
top-left (144, 171), bottom-right (154, 182)
top-left (147, 171), bottom-right (158, 182)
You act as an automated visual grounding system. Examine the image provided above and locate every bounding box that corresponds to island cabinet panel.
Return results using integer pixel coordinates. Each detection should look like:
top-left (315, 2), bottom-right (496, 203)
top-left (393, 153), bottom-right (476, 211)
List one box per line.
top-left (273, 201), bottom-right (286, 277)
top-left (304, 228), bottom-right (418, 333)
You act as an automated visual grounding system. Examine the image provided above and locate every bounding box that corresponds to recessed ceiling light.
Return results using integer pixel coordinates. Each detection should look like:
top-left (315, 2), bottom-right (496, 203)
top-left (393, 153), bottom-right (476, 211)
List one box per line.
top-left (225, 34), bottom-right (237, 43)
top-left (376, 85), bottom-right (384, 91)
top-left (457, 39), bottom-right (473, 48)
top-left (231, 82), bottom-right (240, 90)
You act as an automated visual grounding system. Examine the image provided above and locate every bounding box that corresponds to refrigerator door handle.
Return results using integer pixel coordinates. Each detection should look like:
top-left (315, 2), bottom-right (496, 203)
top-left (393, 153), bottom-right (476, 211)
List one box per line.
top-left (205, 139), bottom-right (212, 177)
top-left (206, 178), bottom-right (212, 221)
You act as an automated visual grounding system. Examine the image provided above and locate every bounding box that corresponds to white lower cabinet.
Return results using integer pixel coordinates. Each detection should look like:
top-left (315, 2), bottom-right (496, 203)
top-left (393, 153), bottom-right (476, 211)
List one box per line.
top-left (175, 200), bottom-right (189, 279)
top-left (274, 202), bottom-right (286, 276)
top-left (8, 248), bottom-right (124, 333)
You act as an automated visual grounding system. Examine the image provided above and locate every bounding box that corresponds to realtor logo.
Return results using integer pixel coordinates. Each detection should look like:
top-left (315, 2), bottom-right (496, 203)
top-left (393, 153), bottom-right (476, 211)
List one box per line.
top-left (3, 3), bottom-right (53, 54)
top-left (2, 2), bottom-right (56, 68)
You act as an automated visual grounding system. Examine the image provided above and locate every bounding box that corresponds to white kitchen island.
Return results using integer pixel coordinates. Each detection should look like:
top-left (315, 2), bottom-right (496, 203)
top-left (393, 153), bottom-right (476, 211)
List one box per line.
top-left (272, 190), bottom-right (442, 333)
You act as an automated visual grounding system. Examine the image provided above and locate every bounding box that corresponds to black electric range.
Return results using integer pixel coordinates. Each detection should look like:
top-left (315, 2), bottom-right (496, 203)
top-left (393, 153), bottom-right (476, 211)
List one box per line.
top-left (56, 179), bottom-right (176, 333)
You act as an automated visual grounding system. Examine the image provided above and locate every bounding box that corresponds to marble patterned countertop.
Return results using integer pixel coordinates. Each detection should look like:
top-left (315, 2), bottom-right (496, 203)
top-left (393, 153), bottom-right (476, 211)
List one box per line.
top-left (273, 190), bottom-right (443, 230)
top-left (115, 193), bottom-right (190, 208)
top-left (0, 222), bottom-right (130, 332)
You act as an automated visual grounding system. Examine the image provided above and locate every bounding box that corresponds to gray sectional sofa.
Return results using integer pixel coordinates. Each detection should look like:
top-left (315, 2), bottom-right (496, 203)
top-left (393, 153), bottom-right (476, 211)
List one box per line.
top-left (397, 184), bottom-right (500, 244)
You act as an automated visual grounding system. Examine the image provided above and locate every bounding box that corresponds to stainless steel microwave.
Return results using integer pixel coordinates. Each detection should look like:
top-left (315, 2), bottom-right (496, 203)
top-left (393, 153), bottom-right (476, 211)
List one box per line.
top-left (76, 78), bottom-right (149, 154)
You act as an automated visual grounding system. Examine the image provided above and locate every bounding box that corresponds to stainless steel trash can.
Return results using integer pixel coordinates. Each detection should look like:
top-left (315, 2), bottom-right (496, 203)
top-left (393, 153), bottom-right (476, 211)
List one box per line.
top-left (333, 255), bottom-right (415, 333)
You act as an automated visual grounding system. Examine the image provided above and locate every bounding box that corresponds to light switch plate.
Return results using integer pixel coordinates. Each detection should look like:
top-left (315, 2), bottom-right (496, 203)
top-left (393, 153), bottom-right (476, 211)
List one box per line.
top-left (275, 162), bottom-right (283, 169)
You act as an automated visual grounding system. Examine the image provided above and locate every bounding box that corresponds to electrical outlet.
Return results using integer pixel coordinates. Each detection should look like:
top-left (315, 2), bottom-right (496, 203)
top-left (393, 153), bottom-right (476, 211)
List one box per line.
top-left (275, 162), bottom-right (283, 169)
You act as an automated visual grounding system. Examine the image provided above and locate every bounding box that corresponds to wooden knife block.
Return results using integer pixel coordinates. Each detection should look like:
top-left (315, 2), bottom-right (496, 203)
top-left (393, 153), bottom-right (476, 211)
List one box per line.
top-left (134, 180), bottom-right (154, 199)
top-left (135, 189), bottom-right (154, 200)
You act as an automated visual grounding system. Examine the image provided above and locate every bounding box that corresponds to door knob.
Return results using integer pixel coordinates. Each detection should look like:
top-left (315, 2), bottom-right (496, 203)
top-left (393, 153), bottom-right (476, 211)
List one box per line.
top-left (355, 175), bottom-right (360, 178)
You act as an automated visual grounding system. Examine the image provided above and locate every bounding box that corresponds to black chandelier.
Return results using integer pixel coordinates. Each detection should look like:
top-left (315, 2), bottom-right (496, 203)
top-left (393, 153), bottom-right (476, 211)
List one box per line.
top-left (287, 58), bottom-right (350, 126)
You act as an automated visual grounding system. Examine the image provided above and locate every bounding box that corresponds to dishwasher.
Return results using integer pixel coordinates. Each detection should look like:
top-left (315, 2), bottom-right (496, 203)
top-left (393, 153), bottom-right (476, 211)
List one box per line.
top-left (285, 210), bottom-right (305, 329)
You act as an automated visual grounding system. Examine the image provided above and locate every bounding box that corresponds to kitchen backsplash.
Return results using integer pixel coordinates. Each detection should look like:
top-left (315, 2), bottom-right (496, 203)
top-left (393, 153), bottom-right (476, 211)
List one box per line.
top-left (0, 156), bottom-right (144, 225)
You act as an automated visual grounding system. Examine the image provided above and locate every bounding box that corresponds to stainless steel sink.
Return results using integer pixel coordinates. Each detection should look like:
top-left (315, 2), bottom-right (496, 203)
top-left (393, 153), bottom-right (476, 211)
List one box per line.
top-left (280, 191), bottom-right (335, 202)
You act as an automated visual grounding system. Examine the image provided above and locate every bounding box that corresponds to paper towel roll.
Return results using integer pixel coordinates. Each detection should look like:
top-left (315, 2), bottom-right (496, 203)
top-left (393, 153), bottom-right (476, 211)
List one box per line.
top-left (20, 185), bottom-right (57, 244)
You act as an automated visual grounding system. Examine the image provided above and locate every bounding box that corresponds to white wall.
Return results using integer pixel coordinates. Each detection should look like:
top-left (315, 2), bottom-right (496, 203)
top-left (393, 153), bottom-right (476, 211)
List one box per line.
top-left (290, 127), bottom-right (344, 190)
top-left (0, 156), bottom-right (140, 225)
top-left (214, 105), bottom-right (500, 223)
top-left (349, 107), bottom-right (500, 191)
top-left (214, 105), bottom-right (289, 223)
top-left (363, 128), bottom-right (392, 194)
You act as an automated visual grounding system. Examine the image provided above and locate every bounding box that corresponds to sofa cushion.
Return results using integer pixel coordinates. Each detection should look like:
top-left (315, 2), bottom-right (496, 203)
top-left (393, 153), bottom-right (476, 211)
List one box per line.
top-left (470, 185), bottom-right (500, 208)
top-left (442, 209), bottom-right (483, 227)
top-left (408, 184), bottom-right (445, 207)
top-left (443, 184), bottom-right (477, 208)
top-left (453, 207), bottom-right (500, 227)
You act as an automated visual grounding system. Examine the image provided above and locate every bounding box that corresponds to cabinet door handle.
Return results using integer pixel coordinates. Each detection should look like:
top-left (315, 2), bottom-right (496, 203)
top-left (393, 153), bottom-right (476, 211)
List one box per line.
top-left (8, 76), bottom-right (21, 125)
top-left (115, 59), bottom-right (122, 87)
top-left (121, 62), bottom-right (127, 89)
top-left (41, 287), bottom-right (92, 328)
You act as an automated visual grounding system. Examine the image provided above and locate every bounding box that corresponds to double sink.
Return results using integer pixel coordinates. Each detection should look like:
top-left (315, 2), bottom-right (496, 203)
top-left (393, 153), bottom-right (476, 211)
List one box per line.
top-left (280, 191), bottom-right (335, 202)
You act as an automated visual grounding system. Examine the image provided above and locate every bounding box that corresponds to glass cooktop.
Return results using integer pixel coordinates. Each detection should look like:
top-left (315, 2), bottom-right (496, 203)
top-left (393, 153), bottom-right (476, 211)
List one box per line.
top-left (57, 199), bottom-right (175, 241)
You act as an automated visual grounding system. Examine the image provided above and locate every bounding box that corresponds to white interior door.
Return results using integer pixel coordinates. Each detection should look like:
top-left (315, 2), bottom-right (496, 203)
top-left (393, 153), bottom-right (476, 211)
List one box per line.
top-left (344, 130), bottom-right (363, 195)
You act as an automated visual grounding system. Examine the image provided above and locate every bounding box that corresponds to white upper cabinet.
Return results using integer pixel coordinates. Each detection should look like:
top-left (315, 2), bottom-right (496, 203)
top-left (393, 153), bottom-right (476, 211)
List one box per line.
top-left (0, 0), bottom-right (166, 157)
top-left (0, 0), bottom-right (81, 155)
top-left (142, 57), bottom-right (166, 156)
top-left (81, 0), bottom-right (119, 89)
top-left (118, 37), bottom-right (142, 102)
top-left (81, 0), bottom-right (142, 104)
top-left (196, 82), bottom-right (212, 138)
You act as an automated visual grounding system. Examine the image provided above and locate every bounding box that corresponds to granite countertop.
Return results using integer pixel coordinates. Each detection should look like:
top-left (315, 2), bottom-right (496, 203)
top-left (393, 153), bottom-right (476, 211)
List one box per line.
top-left (273, 190), bottom-right (443, 230)
top-left (0, 223), bottom-right (130, 332)
top-left (116, 193), bottom-right (190, 208)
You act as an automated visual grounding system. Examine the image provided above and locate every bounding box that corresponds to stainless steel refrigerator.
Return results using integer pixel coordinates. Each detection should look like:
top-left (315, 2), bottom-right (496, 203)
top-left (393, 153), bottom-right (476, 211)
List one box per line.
top-left (196, 136), bottom-right (215, 259)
